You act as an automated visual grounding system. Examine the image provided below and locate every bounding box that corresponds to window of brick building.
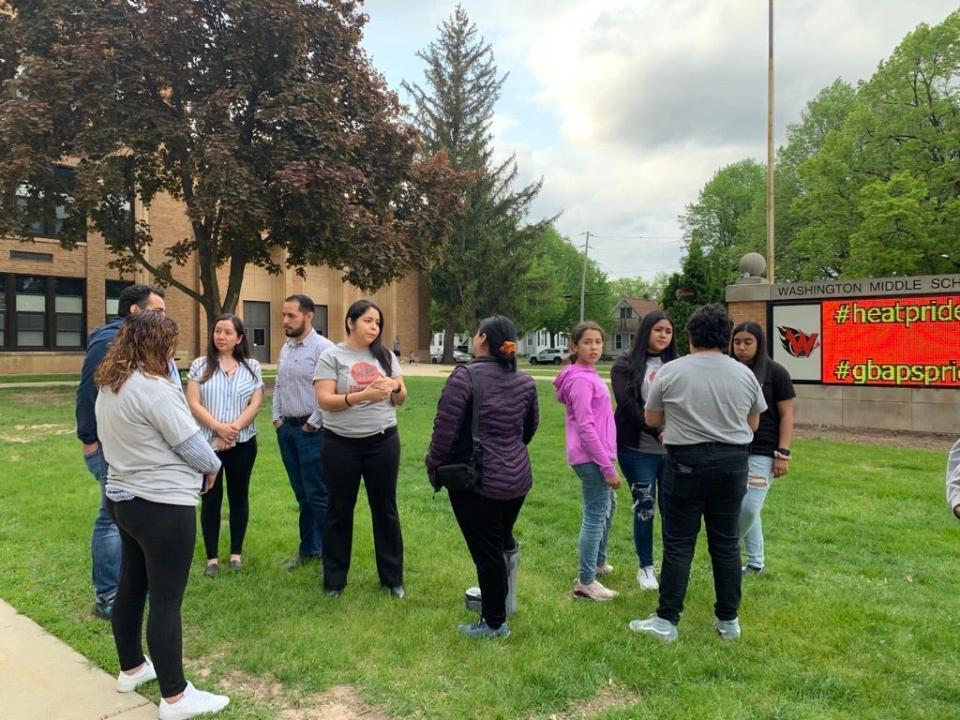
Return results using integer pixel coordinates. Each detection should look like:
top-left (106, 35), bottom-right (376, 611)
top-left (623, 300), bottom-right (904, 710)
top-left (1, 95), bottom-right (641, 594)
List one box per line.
top-left (14, 166), bottom-right (77, 238)
top-left (1, 274), bottom-right (86, 350)
top-left (106, 280), bottom-right (133, 320)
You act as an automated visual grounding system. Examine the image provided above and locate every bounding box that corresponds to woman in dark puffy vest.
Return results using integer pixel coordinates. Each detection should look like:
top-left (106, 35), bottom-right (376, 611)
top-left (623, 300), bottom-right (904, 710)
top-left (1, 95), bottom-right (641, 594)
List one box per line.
top-left (426, 315), bottom-right (539, 639)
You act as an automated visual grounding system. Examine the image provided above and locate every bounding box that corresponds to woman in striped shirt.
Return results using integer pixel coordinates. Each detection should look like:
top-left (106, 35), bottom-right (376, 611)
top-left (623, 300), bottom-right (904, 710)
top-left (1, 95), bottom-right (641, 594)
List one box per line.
top-left (186, 314), bottom-right (264, 577)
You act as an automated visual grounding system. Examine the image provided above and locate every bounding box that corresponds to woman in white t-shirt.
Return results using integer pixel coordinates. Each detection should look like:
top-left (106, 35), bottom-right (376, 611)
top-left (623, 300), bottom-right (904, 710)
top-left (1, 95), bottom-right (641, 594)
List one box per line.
top-left (186, 314), bottom-right (263, 577)
top-left (610, 310), bottom-right (677, 591)
top-left (314, 299), bottom-right (408, 598)
top-left (95, 311), bottom-right (229, 719)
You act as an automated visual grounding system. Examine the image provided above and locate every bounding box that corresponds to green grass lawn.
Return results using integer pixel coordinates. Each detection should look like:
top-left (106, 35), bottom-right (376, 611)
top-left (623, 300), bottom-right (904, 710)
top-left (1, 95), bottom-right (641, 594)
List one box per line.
top-left (1, 379), bottom-right (957, 719)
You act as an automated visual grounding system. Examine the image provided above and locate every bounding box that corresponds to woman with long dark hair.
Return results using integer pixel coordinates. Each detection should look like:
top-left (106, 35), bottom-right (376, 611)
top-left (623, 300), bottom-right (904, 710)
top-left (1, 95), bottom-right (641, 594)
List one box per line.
top-left (186, 314), bottom-right (263, 577)
top-left (730, 321), bottom-right (795, 575)
top-left (314, 299), bottom-right (407, 598)
top-left (95, 311), bottom-right (229, 719)
top-left (426, 315), bottom-right (539, 638)
top-left (610, 310), bottom-right (677, 591)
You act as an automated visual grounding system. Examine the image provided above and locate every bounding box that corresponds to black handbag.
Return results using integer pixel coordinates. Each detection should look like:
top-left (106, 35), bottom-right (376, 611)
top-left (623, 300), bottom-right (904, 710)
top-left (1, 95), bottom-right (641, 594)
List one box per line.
top-left (436, 365), bottom-right (482, 492)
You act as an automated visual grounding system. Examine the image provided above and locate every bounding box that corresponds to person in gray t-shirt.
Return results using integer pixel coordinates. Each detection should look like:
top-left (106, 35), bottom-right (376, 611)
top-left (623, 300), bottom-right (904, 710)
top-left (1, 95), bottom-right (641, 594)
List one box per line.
top-left (314, 299), bottom-right (408, 598)
top-left (629, 304), bottom-right (766, 644)
top-left (94, 311), bottom-right (229, 716)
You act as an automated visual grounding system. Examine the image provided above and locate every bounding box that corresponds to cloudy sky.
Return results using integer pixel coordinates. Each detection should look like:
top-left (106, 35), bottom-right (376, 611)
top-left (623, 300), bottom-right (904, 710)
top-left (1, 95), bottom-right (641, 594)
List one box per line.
top-left (360, 1), bottom-right (957, 281)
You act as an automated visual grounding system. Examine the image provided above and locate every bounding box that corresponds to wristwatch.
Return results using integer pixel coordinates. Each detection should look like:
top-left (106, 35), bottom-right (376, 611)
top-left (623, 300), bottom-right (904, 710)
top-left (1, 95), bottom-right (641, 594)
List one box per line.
top-left (774, 448), bottom-right (791, 459)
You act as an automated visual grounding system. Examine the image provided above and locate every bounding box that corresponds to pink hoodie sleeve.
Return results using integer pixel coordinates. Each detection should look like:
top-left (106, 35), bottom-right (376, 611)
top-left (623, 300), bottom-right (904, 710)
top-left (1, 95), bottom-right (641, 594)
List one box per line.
top-left (566, 376), bottom-right (616, 477)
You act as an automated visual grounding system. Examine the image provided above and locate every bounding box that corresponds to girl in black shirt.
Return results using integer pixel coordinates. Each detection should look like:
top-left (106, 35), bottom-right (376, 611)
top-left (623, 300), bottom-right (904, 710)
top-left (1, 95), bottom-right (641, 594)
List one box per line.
top-left (731, 322), bottom-right (796, 574)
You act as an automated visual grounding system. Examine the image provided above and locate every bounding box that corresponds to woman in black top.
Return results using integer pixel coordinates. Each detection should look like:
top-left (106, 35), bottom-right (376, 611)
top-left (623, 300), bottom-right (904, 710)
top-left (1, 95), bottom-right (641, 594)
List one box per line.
top-left (730, 321), bottom-right (796, 574)
top-left (610, 310), bottom-right (677, 590)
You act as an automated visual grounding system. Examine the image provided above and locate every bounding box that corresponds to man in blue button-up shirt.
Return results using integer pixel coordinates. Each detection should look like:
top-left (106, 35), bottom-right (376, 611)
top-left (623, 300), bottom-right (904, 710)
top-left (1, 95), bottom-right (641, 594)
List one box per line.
top-left (272, 294), bottom-right (334, 569)
top-left (76, 284), bottom-right (178, 620)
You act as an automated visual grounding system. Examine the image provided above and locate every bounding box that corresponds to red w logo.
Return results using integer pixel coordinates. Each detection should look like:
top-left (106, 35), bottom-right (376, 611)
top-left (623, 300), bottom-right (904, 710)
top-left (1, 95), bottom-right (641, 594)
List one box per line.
top-left (777, 326), bottom-right (820, 358)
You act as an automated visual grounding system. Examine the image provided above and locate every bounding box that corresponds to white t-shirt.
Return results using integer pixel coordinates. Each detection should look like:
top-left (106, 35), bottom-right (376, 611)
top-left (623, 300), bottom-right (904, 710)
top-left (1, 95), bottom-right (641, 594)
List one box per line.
top-left (95, 371), bottom-right (204, 506)
top-left (313, 344), bottom-right (402, 438)
top-left (636, 355), bottom-right (666, 455)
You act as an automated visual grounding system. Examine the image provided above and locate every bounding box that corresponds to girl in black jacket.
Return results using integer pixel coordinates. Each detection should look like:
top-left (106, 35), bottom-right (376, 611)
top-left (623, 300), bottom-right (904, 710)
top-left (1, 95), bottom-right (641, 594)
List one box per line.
top-left (610, 310), bottom-right (677, 590)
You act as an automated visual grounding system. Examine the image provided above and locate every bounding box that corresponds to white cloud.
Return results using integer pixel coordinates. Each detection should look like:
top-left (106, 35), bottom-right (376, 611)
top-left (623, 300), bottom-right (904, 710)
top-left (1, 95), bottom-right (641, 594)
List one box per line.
top-left (363, 0), bottom-right (958, 279)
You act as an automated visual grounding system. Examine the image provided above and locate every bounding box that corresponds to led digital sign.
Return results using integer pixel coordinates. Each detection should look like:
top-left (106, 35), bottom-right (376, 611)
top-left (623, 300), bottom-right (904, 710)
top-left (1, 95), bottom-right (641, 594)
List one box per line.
top-left (770, 294), bottom-right (960, 388)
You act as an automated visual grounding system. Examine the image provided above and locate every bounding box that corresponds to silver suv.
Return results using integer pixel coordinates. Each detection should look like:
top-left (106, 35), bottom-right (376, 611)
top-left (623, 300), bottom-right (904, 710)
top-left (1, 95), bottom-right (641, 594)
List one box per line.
top-left (529, 348), bottom-right (566, 365)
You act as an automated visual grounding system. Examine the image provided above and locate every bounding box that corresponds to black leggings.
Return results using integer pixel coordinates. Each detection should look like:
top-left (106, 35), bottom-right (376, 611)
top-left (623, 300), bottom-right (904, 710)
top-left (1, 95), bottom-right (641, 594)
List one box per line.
top-left (321, 428), bottom-right (403, 591)
top-left (448, 489), bottom-right (525, 629)
top-left (201, 437), bottom-right (257, 559)
top-left (108, 497), bottom-right (195, 698)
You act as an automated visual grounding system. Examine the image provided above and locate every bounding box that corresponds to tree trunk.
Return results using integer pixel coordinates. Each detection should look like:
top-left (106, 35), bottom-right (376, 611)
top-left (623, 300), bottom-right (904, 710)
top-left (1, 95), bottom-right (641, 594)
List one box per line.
top-left (442, 324), bottom-right (456, 364)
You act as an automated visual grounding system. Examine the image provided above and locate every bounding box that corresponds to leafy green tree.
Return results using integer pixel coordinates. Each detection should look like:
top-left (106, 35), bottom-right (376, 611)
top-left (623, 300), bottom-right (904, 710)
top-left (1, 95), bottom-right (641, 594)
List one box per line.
top-left (404, 6), bottom-right (550, 361)
top-left (608, 274), bottom-right (669, 301)
top-left (679, 159), bottom-right (766, 286)
top-left (774, 79), bottom-right (857, 280)
top-left (793, 11), bottom-right (960, 278)
top-left (661, 240), bottom-right (724, 354)
top-left (521, 228), bottom-right (611, 344)
top-left (0, 0), bottom-right (461, 326)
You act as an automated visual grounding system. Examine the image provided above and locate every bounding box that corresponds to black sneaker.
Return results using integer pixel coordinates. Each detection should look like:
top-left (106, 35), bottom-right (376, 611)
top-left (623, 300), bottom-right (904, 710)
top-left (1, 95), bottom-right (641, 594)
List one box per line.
top-left (93, 599), bottom-right (113, 621)
top-left (742, 564), bottom-right (764, 575)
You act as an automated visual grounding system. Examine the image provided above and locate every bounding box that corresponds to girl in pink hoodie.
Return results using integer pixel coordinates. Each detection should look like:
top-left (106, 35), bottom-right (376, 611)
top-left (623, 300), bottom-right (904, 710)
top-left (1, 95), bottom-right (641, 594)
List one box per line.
top-left (553, 321), bottom-right (622, 601)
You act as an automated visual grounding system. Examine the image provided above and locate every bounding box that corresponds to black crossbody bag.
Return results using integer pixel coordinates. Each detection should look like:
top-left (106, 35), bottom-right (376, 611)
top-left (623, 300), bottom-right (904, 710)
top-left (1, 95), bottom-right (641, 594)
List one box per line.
top-left (436, 365), bottom-right (482, 492)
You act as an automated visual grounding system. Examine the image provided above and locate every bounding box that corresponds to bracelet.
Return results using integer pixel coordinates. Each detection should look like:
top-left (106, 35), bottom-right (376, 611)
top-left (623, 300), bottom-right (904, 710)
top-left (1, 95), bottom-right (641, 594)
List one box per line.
top-left (344, 393), bottom-right (352, 407)
top-left (774, 448), bottom-right (791, 460)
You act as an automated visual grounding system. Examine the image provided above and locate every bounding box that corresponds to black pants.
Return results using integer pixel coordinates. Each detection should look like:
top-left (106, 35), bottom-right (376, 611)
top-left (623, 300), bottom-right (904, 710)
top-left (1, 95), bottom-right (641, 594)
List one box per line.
top-left (448, 489), bottom-right (525, 629)
top-left (201, 437), bottom-right (257, 559)
top-left (321, 428), bottom-right (403, 591)
top-left (108, 497), bottom-right (195, 698)
top-left (656, 443), bottom-right (748, 625)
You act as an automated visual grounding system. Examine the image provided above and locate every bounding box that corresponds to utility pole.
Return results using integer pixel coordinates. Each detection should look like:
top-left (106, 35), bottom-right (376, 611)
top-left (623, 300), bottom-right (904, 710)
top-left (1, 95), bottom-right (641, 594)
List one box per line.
top-left (579, 231), bottom-right (591, 323)
top-left (766, 0), bottom-right (776, 284)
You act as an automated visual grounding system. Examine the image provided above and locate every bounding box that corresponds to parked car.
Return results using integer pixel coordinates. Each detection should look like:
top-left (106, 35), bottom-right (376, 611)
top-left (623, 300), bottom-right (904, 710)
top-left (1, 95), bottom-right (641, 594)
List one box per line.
top-left (529, 348), bottom-right (566, 365)
top-left (432, 349), bottom-right (472, 364)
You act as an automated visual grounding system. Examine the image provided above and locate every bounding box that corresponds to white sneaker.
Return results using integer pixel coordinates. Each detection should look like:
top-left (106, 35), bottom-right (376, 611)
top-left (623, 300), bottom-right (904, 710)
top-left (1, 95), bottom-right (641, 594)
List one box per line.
top-left (636, 565), bottom-right (659, 591)
top-left (573, 579), bottom-right (618, 601)
top-left (158, 682), bottom-right (230, 720)
top-left (116, 657), bottom-right (157, 693)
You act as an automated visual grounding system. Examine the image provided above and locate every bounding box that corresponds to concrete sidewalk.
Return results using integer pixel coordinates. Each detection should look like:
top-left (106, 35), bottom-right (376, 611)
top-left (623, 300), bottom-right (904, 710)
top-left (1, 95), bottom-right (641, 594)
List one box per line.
top-left (0, 599), bottom-right (156, 720)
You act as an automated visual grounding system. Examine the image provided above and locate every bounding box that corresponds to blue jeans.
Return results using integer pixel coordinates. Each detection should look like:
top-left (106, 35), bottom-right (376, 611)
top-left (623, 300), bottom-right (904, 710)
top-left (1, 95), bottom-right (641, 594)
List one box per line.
top-left (84, 446), bottom-right (120, 603)
top-left (739, 455), bottom-right (774, 568)
top-left (573, 463), bottom-right (616, 584)
top-left (617, 445), bottom-right (665, 568)
top-left (277, 421), bottom-right (327, 557)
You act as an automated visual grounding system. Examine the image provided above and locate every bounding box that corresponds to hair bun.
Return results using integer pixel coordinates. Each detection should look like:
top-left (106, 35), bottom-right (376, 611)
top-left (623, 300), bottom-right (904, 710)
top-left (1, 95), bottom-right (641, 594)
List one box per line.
top-left (499, 340), bottom-right (517, 356)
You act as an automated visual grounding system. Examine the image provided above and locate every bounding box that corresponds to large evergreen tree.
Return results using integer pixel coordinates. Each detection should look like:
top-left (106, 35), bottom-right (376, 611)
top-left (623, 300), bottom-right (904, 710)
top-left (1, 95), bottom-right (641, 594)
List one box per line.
top-left (0, 0), bottom-right (461, 326)
top-left (403, 5), bottom-right (550, 361)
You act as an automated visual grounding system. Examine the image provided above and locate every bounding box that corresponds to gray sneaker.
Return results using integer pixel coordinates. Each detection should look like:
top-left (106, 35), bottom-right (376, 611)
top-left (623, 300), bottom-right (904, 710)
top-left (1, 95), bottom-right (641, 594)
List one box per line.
top-left (628, 613), bottom-right (678, 642)
top-left (458, 619), bottom-right (510, 639)
top-left (714, 616), bottom-right (741, 641)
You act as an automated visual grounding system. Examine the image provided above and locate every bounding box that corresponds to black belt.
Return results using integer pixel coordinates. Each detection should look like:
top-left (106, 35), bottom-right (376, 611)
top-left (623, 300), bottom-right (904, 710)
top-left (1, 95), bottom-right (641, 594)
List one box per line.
top-left (283, 415), bottom-right (311, 425)
top-left (665, 442), bottom-right (749, 451)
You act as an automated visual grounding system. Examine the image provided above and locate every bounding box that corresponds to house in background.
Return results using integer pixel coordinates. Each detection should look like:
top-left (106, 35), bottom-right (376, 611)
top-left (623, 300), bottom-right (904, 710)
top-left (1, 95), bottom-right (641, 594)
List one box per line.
top-left (431, 328), bottom-right (571, 359)
top-left (518, 329), bottom-right (569, 357)
top-left (607, 297), bottom-right (660, 357)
